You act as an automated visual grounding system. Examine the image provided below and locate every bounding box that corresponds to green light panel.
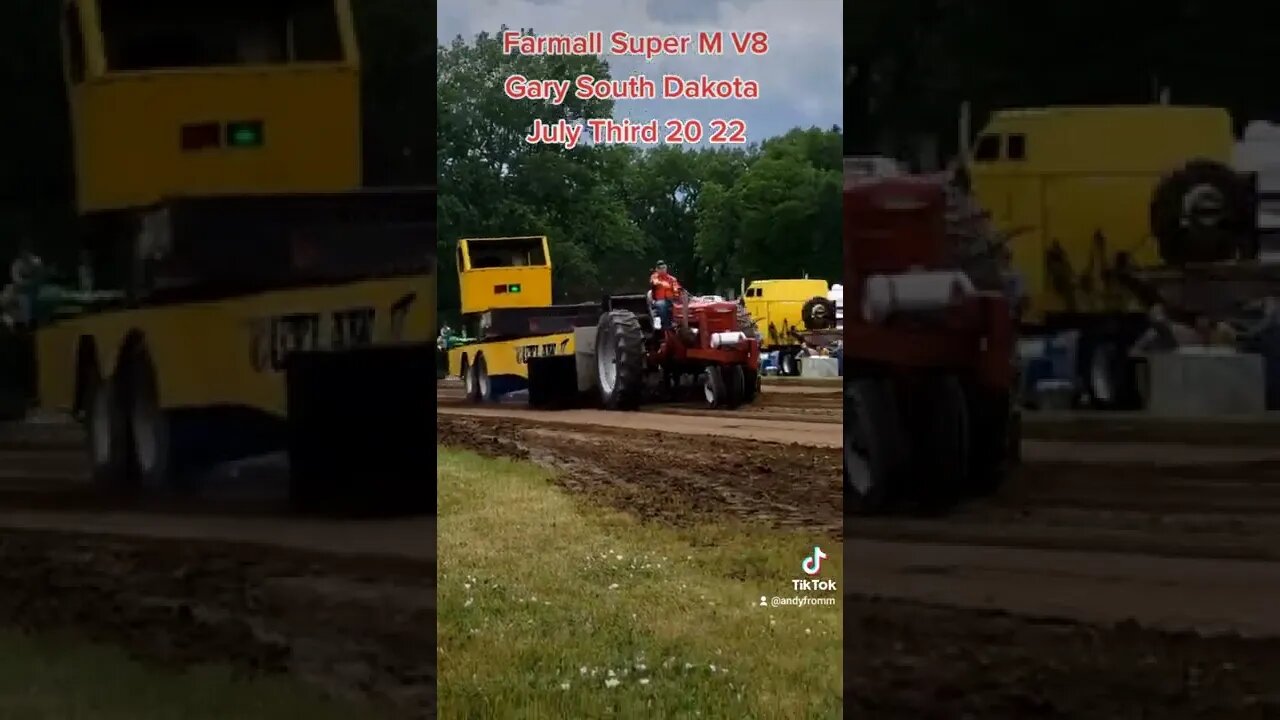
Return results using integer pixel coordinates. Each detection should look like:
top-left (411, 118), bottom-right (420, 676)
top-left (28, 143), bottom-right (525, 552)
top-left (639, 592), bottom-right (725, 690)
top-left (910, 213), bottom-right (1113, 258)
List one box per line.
top-left (226, 120), bottom-right (264, 148)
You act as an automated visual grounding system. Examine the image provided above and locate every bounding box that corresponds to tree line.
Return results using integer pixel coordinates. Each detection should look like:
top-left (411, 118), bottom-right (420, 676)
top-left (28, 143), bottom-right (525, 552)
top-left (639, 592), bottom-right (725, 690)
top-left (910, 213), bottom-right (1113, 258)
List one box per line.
top-left (846, 0), bottom-right (1280, 164)
top-left (437, 29), bottom-right (841, 318)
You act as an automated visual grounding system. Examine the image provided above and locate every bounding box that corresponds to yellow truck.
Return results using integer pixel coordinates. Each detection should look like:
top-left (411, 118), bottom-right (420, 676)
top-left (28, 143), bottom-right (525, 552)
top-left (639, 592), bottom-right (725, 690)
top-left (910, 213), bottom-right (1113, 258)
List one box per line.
top-left (29, 0), bottom-right (435, 511)
top-left (741, 278), bottom-right (836, 375)
top-left (968, 105), bottom-right (1257, 407)
top-left (446, 236), bottom-right (594, 400)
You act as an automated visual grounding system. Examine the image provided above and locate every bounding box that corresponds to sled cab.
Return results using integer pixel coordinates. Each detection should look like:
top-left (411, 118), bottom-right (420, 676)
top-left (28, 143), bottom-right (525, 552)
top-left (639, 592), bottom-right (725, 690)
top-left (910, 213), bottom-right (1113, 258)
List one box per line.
top-left (61, 0), bottom-right (361, 213)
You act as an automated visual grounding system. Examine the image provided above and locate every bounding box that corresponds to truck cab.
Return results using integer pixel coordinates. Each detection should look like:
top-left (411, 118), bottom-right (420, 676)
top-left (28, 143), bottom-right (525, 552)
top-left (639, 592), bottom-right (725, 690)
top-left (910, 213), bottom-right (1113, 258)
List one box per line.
top-left (742, 278), bottom-right (833, 375)
top-left (968, 105), bottom-right (1235, 324)
top-left (967, 105), bottom-right (1249, 410)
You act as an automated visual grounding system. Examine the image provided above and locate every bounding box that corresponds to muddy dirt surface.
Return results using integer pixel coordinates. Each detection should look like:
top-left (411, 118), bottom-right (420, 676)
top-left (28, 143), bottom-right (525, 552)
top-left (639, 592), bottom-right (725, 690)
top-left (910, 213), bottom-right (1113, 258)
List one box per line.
top-left (437, 378), bottom-right (843, 425)
top-left (840, 441), bottom-right (1280, 715)
top-left (0, 528), bottom-right (434, 719)
top-left (1024, 411), bottom-right (1280, 447)
top-left (845, 598), bottom-right (1280, 719)
top-left (0, 421), bottom-right (436, 719)
top-left (8, 386), bottom-right (1280, 718)
top-left (436, 414), bottom-right (843, 535)
top-left (437, 400), bottom-right (1280, 717)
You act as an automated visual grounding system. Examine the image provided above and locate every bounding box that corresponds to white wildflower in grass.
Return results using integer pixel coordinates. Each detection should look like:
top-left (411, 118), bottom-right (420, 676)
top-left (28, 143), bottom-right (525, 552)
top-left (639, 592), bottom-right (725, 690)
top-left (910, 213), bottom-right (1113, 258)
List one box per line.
top-left (605, 678), bottom-right (621, 689)
top-left (607, 670), bottom-right (616, 677)
top-left (709, 664), bottom-right (717, 673)
top-left (579, 666), bottom-right (587, 676)
top-left (560, 682), bottom-right (570, 691)
top-left (639, 678), bottom-right (650, 686)
top-left (805, 628), bottom-right (811, 635)
top-left (635, 663), bottom-right (647, 671)
top-left (608, 583), bottom-right (619, 590)
top-left (464, 598), bottom-right (473, 608)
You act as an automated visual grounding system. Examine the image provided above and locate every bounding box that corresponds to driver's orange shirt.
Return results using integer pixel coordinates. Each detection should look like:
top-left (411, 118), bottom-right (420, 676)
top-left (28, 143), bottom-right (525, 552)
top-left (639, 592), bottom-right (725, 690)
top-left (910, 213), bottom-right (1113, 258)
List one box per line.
top-left (650, 271), bottom-right (681, 300)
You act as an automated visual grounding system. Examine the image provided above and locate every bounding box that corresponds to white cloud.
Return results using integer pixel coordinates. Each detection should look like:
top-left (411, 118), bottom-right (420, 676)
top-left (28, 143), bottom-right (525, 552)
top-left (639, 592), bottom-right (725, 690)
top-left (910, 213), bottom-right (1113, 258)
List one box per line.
top-left (438, 0), bottom-right (842, 145)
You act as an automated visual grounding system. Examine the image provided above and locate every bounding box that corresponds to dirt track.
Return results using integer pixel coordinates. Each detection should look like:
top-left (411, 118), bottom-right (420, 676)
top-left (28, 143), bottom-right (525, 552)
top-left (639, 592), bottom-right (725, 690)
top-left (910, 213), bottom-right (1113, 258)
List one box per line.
top-left (436, 377), bottom-right (843, 426)
top-left (434, 392), bottom-right (1280, 717)
top-left (4, 383), bottom-right (1280, 717)
top-left (0, 427), bottom-right (435, 719)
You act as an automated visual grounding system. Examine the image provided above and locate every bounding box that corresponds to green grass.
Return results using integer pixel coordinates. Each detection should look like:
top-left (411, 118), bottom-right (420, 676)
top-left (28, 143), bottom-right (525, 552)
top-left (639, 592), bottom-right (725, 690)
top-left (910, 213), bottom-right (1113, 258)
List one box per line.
top-left (0, 628), bottom-right (369, 720)
top-left (437, 448), bottom-right (842, 719)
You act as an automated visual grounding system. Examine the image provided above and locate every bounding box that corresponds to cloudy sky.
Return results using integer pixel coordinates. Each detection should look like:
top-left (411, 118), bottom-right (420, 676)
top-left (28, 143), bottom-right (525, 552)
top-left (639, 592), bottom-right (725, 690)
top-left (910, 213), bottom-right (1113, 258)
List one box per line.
top-left (438, 0), bottom-right (842, 146)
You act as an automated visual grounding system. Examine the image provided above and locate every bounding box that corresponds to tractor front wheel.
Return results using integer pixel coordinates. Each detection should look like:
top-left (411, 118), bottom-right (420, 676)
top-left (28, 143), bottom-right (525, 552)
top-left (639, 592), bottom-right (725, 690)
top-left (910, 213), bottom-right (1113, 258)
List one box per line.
top-left (726, 365), bottom-right (746, 409)
top-left (742, 367), bottom-right (759, 404)
top-left (844, 377), bottom-right (905, 514)
top-left (902, 374), bottom-right (970, 514)
top-left (702, 365), bottom-right (730, 408)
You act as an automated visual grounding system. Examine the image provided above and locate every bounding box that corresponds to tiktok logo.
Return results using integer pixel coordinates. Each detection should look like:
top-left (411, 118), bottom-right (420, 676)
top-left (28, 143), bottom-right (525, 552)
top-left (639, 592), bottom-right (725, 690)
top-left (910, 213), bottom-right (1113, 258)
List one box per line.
top-left (801, 546), bottom-right (827, 576)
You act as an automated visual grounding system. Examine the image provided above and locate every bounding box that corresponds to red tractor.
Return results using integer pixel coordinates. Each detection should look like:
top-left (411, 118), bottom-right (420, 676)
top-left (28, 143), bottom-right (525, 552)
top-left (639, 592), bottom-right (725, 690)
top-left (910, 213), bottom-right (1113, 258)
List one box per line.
top-left (843, 173), bottom-right (1021, 514)
top-left (591, 292), bottom-right (761, 410)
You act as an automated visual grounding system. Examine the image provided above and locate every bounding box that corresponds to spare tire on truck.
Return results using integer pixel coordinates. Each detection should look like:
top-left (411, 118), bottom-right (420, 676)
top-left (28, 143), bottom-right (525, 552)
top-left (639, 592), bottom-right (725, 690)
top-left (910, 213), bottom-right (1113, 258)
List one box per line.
top-left (802, 296), bottom-right (837, 330)
top-left (1150, 159), bottom-right (1257, 265)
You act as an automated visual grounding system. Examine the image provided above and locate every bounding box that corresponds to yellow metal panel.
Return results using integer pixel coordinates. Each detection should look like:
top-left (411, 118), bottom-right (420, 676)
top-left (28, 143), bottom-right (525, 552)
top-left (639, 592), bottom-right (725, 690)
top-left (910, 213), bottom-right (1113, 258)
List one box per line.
top-left (36, 274), bottom-right (433, 417)
top-left (979, 106), bottom-right (1232, 174)
top-left (448, 333), bottom-right (576, 383)
top-left (71, 68), bottom-right (360, 212)
top-left (457, 236), bottom-right (554, 314)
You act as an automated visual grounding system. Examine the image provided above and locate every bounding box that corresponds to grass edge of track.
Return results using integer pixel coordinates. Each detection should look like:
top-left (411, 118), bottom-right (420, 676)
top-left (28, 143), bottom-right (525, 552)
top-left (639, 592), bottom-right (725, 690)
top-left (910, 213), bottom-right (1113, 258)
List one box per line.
top-left (436, 447), bottom-right (842, 719)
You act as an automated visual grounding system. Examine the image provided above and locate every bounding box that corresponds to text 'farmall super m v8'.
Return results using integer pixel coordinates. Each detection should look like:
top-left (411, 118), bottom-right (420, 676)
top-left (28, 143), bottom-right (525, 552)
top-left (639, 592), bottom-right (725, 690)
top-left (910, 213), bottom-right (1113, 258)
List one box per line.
top-left (591, 291), bottom-right (762, 410)
top-left (843, 166), bottom-right (1021, 515)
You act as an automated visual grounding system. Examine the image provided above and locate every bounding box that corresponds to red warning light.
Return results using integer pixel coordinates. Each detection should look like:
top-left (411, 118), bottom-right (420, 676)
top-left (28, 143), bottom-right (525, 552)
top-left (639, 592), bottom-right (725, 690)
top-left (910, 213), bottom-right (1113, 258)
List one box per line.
top-left (180, 122), bottom-right (221, 151)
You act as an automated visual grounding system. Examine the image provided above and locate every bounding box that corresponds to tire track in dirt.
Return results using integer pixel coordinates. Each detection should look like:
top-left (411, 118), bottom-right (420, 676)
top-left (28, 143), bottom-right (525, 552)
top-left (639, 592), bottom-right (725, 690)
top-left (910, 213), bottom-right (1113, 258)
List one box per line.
top-left (436, 415), bottom-right (843, 536)
top-left (0, 528), bottom-right (434, 719)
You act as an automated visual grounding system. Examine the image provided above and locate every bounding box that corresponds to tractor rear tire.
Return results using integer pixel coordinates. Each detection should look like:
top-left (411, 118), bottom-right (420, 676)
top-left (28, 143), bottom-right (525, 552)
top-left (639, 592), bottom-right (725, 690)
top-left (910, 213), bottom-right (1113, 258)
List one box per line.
top-left (595, 310), bottom-right (645, 410)
top-left (845, 377), bottom-right (906, 515)
top-left (702, 365), bottom-right (730, 408)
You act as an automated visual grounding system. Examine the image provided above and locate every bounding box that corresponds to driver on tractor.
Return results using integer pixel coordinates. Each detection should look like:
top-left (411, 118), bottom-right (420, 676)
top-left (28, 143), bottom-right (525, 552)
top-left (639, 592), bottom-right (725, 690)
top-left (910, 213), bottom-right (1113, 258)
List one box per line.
top-left (649, 260), bottom-right (681, 331)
